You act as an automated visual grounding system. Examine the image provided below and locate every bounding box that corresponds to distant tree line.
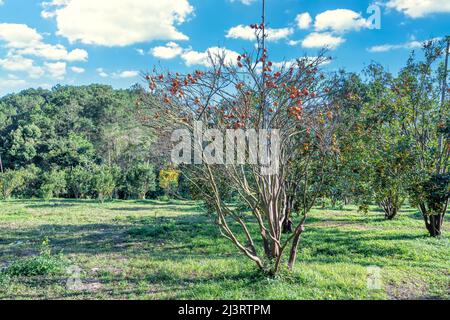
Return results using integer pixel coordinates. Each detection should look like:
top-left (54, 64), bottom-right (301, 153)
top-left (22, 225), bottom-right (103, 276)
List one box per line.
top-left (0, 84), bottom-right (179, 201)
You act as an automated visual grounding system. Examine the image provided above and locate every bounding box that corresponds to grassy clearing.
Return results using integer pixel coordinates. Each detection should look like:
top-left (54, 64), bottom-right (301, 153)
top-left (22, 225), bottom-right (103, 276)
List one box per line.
top-left (0, 199), bottom-right (448, 300)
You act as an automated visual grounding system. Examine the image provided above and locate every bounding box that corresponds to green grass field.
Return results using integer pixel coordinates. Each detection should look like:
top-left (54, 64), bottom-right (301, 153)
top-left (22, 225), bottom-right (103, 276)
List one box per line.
top-left (0, 199), bottom-right (448, 300)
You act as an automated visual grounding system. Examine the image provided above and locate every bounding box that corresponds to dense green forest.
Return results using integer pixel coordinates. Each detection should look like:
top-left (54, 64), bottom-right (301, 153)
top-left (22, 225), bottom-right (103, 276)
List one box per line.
top-left (0, 84), bottom-right (173, 201)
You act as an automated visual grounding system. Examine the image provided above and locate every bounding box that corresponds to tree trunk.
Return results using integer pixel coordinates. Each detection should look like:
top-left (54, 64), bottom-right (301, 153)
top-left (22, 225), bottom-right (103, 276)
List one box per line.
top-left (282, 216), bottom-right (293, 233)
top-left (420, 201), bottom-right (447, 237)
top-left (262, 235), bottom-right (271, 258)
top-left (423, 214), bottom-right (442, 237)
top-left (0, 152), bottom-right (3, 174)
top-left (287, 224), bottom-right (305, 271)
top-left (380, 196), bottom-right (399, 220)
top-left (331, 198), bottom-right (337, 208)
top-left (282, 195), bottom-right (294, 233)
top-left (385, 208), bottom-right (397, 220)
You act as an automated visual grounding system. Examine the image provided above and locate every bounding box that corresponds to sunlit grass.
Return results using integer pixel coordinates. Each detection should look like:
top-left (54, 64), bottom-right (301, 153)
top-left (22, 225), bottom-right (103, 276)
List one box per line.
top-left (0, 199), bottom-right (448, 300)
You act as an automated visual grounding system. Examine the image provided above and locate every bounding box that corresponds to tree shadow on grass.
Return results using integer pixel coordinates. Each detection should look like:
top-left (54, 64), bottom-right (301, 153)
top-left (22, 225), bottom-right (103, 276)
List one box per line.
top-left (25, 203), bottom-right (78, 209)
top-left (9, 199), bottom-right (100, 205)
top-left (2, 268), bottom-right (264, 300)
top-left (305, 215), bottom-right (382, 225)
top-left (0, 210), bottom-right (431, 262)
top-left (299, 226), bottom-right (430, 267)
top-left (2, 204), bottom-right (446, 299)
top-left (0, 213), bottom-right (223, 261)
top-left (313, 207), bottom-right (355, 212)
top-left (109, 205), bottom-right (204, 214)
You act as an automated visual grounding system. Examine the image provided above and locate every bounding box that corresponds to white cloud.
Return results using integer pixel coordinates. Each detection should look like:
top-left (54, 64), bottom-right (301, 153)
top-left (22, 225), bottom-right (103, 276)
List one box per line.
top-left (314, 9), bottom-right (369, 33)
top-left (66, 48), bottom-right (88, 61)
top-left (272, 57), bottom-right (331, 69)
top-left (0, 55), bottom-right (33, 71)
top-left (181, 47), bottom-right (240, 67)
top-left (135, 49), bottom-right (145, 56)
top-left (0, 79), bottom-right (26, 87)
top-left (0, 23), bottom-right (88, 62)
top-left (368, 37), bottom-right (441, 52)
top-left (150, 42), bottom-right (242, 67)
top-left (228, 0), bottom-right (256, 5)
top-left (71, 66), bottom-right (85, 73)
top-left (0, 79), bottom-right (27, 93)
top-left (226, 25), bottom-right (294, 42)
top-left (0, 1), bottom-right (4, 6)
top-left (296, 13), bottom-right (312, 29)
top-left (96, 68), bottom-right (109, 78)
top-left (151, 42), bottom-right (183, 59)
top-left (114, 70), bottom-right (139, 78)
top-left (292, 9), bottom-right (373, 51)
top-left (95, 69), bottom-right (139, 78)
top-left (45, 62), bottom-right (66, 79)
top-left (42, 0), bottom-right (194, 47)
top-left (288, 40), bottom-right (299, 46)
top-left (0, 55), bottom-right (44, 78)
top-left (301, 32), bottom-right (345, 50)
top-left (0, 23), bottom-right (42, 48)
top-left (368, 41), bottom-right (422, 53)
top-left (386, 0), bottom-right (450, 18)
top-left (16, 44), bottom-right (88, 62)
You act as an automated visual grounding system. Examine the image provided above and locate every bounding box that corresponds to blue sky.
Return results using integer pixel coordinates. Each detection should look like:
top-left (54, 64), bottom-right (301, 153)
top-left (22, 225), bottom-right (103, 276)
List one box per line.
top-left (0, 0), bottom-right (449, 96)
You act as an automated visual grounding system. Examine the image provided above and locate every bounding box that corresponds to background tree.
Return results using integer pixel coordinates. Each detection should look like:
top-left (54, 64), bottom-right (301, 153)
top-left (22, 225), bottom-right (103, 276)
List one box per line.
top-left (159, 167), bottom-right (180, 199)
top-left (362, 64), bottom-right (412, 219)
top-left (67, 166), bottom-right (94, 199)
top-left (40, 169), bottom-right (67, 200)
top-left (0, 84), bottom-right (157, 201)
top-left (93, 164), bottom-right (116, 203)
top-left (0, 169), bottom-right (26, 199)
top-left (124, 163), bottom-right (157, 199)
top-left (392, 39), bottom-right (449, 236)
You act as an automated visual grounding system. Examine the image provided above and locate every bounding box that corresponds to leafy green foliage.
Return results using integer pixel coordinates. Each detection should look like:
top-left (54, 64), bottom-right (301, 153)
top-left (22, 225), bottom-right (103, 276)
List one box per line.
top-left (0, 85), bottom-right (158, 200)
top-left (40, 169), bottom-right (67, 200)
top-left (93, 165), bottom-right (116, 203)
top-left (4, 237), bottom-right (65, 277)
top-left (5, 124), bottom-right (42, 168)
top-left (159, 168), bottom-right (180, 197)
top-left (0, 169), bottom-right (26, 199)
top-left (67, 165), bottom-right (94, 199)
top-left (124, 163), bottom-right (156, 199)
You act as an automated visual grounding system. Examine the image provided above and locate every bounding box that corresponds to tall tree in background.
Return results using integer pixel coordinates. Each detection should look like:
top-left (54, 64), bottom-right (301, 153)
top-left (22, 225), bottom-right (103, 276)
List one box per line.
top-left (394, 38), bottom-right (450, 236)
top-left (362, 64), bottom-right (412, 220)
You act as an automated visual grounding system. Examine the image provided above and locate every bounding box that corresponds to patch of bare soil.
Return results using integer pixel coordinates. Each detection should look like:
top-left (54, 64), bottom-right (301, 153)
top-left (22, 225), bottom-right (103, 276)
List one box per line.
top-left (386, 278), bottom-right (431, 300)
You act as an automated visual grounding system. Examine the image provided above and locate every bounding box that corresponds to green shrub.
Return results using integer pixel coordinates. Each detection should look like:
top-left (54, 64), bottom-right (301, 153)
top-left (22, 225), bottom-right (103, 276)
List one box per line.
top-left (4, 237), bottom-right (65, 277)
top-left (159, 168), bottom-right (180, 197)
top-left (67, 165), bottom-right (94, 199)
top-left (124, 163), bottom-right (156, 199)
top-left (157, 195), bottom-right (170, 202)
top-left (6, 255), bottom-right (65, 277)
top-left (18, 165), bottom-right (41, 198)
top-left (0, 169), bottom-right (26, 199)
top-left (40, 169), bottom-right (67, 200)
top-left (0, 272), bottom-right (11, 286)
top-left (93, 164), bottom-right (116, 203)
